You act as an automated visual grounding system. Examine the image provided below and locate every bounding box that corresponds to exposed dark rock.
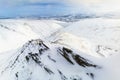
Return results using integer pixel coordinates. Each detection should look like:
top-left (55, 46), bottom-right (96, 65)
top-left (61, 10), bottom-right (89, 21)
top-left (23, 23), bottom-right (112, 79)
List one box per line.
top-left (58, 70), bottom-right (68, 80)
top-left (58, 47), bottom-right (98, 68)
top-left (73, 54), bottom-right (97, 67)
top-left (63, 47), bottom-right (73, 53)
top-left (38, 41), bottom-right (49, 55)
top-left (86, 73), bottom-right (94, 79)
top-left (58, 48), bottom-right (74, 65)
top-left (70, 76), bottom-right (82, 80)
top-left (25, 56), bottom-right (29, 62)
top-left (90, 73), bottom-right (94, 79)
top-left (48, 55), bottom-right (56, 63)
top-left (10, 54), bottom-right (21, 68)
top-left (15, 72), bottom-right (18, 77)
top-left (44, 66), bottom-right (54, 75)
top-left (28, 53), bottom-right (41, 64)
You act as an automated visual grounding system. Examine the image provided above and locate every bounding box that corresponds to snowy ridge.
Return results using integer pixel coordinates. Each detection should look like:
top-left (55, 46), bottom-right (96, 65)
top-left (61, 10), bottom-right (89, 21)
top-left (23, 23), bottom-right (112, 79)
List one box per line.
top-left (0, 19), bottom-right (63, 53)
top-left (0, 39), bottom-right (100, 80)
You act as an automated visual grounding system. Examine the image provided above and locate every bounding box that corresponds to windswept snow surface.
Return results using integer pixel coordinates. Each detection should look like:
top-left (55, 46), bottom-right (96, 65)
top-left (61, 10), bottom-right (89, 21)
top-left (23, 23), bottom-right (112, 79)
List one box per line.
top-left (0, 19), bottom-right (63, 53)
top-left (95, 53), bottom-right (120, 80)
top-left (52, 18), bottom-right (120, 57)
top-left (0, 18), bottom-right (120, 80)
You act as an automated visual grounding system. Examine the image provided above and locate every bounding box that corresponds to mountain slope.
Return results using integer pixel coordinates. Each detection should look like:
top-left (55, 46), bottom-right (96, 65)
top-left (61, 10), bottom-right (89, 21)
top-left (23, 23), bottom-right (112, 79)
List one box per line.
top-left (51, 18), bottom-right (120, 57)
top-left (0, 39), bottom-right (100, 80)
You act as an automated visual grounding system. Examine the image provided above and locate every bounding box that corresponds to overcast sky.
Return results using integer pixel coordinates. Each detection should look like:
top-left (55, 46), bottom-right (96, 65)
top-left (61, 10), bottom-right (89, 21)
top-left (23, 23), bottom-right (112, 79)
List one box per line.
top-left (0, 0), bottom-right (120, 17)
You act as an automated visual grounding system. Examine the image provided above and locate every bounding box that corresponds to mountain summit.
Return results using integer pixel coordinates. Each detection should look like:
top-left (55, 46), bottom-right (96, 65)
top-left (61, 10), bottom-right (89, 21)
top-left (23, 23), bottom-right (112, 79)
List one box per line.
top-left (0, 39), bottom-right (100, 80)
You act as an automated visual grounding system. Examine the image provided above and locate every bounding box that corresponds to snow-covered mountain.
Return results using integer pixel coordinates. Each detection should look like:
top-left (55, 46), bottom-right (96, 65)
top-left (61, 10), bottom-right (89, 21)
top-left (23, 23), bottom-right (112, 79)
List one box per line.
top-left (0, 18), bottom-right (120, 80)
top-left (0, 39), bottom-right (100, 80)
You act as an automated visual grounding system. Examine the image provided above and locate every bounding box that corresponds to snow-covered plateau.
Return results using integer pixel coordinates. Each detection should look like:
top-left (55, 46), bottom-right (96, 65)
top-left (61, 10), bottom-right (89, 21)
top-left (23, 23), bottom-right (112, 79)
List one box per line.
top-left (0, 18), bottom-right (120, 80)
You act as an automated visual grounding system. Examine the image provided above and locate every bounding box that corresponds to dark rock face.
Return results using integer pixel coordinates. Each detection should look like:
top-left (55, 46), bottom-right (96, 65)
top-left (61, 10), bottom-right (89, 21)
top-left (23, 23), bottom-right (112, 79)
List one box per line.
top-left (58, 47), bottom-right (74, 65)
top-left (58, 47), bottom-right (98, 68)
top-left (27, 52), bottom-right (41, 64)
top-left (73, 54), bottom-right (97, 67)
top-left (58, 70), bottom-right (68, 80)
top-left (44, 66), bottom-right (54, 75)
